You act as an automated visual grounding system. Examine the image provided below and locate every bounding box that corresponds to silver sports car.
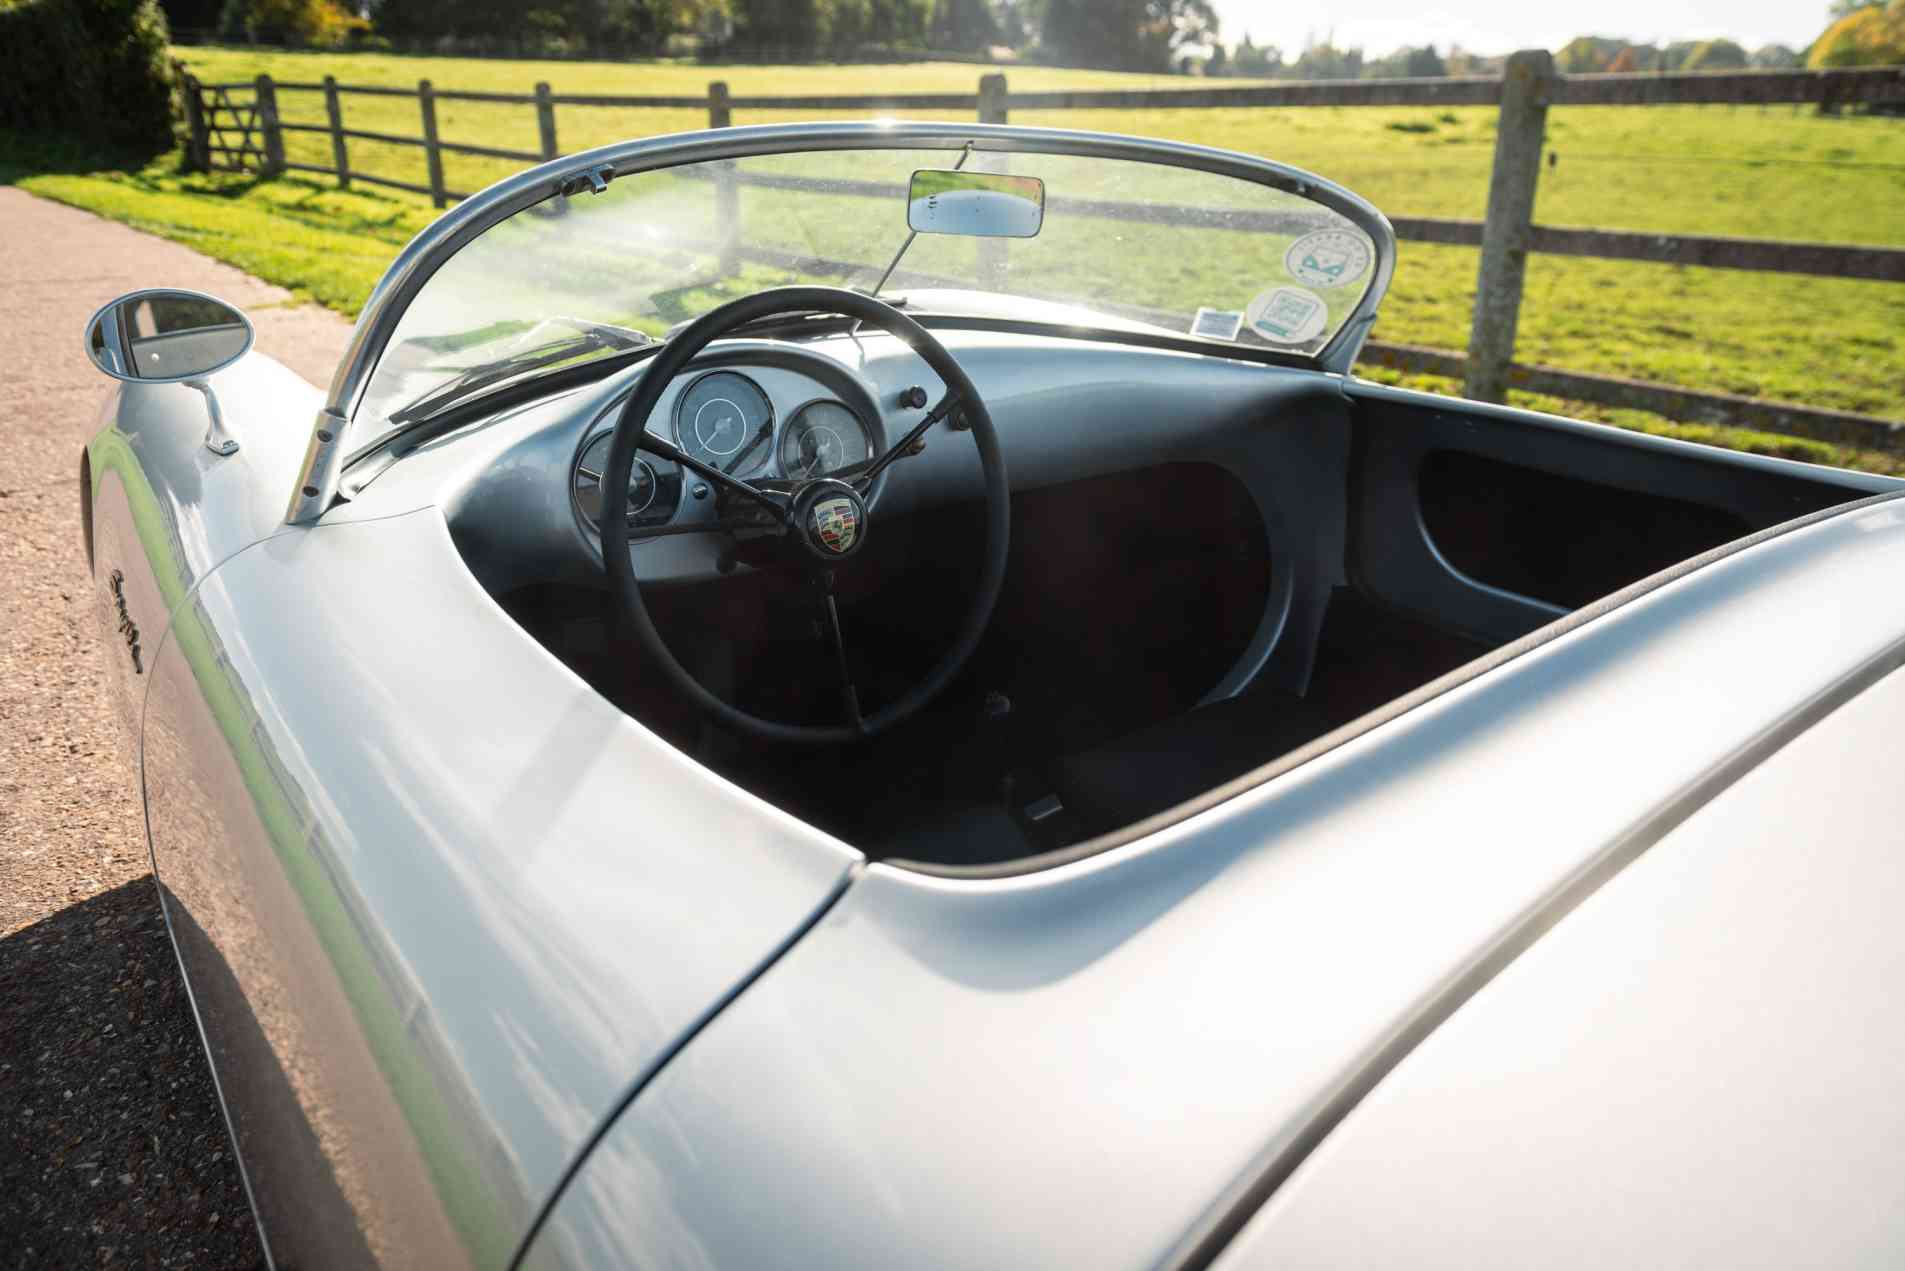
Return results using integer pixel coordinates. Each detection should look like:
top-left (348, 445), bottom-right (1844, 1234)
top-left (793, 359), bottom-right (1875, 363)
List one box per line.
top-left (80, 122), bottom-right (1905, 1269)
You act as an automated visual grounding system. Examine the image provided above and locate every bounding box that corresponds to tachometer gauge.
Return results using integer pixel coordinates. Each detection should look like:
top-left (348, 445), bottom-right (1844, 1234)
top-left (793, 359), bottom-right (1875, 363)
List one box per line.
top-left (674, 371), bottom-right (774, 476)
top-left (780, 400), bottom-right (874, 481)
top-left (574, 432), bottom-right (681, 533)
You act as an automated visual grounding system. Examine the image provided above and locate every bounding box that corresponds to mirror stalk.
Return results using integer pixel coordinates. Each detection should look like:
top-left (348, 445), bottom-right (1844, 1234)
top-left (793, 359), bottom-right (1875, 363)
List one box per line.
top-left (189, 380), bottom-right (238, 456)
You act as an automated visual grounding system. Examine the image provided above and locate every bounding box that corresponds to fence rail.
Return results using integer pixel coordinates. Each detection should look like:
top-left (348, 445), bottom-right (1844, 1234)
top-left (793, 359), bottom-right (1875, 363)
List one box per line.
top-left (176, 59), bottom-right (1905, 449)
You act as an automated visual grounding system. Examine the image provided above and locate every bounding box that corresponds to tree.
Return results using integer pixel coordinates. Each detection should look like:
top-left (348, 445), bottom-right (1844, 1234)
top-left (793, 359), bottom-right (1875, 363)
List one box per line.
top-left (1606, 46), bottom-right (1639, 72)
top-left (220, 0), bottom-right (365, 44)
top-left (822, 0), bottom-right (930, 48)
top-left (932, 0), bottom-right (1001, 50)
top-left (994, 0), bottom-right (1038, 46)
top-left (1040, 0), bottom-right (1219, 72)
top-left (366, 0), bottom-right (684, 47)
top-left (1750, 43), bottom-right (1801, 68)
top-left (1681, 38), bottom-right (1747, 70)
top-left (731, 0), bottom-right (818, 49)
top-left (369, 0), bottom-right (445, 38)
top-left (1, 0), bottom-right (177, 152)
top-left (1291, 41), bottom-right (1361, 80)
top-left (1205, 41), bottom-right (1227, 75)
top-left (1362, 45), bottom-right (1448, 79)
top-left (1233, 32), bottom-right (1281, 76)
top-left (1401, 44), bottom-right (1445, 77)
top-left (1659, 39), bottom-right (1699, 70)
top-left (1808, 0), bottom-right (1905, 67)
top-left (1556, 36), bottom-right (1628, 73)
top-left (1443, 44), bottom-right (1492, 75)
top-left (576, 0), bottom-right (675, 51)
top-left (157, 0), bottom-right (224, 32)
top-left (1828, 0), bottom-right (1883, 16)
top-left (869, 0), bottom-right (932, 45)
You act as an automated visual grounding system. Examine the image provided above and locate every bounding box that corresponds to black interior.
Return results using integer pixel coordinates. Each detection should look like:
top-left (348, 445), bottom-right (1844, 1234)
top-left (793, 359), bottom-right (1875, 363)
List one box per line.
top-left (1353, 394), bottom-right (1864, 646)
top-left (502, 464), bottom-right (1274, 858)
top-left (491, 377), bottom-right (1878, 868)
top-left (1418, 450), bottom-right (1754, 611)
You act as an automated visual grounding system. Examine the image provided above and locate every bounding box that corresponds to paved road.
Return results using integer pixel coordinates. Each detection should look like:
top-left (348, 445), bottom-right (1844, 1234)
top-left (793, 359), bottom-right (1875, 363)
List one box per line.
top-left (0, 187), bottom-right (352, 1267)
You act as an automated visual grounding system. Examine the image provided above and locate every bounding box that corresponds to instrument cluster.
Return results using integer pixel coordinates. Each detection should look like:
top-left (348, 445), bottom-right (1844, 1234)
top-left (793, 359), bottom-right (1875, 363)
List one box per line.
top-left (572, 366), bottom-right (879, 537)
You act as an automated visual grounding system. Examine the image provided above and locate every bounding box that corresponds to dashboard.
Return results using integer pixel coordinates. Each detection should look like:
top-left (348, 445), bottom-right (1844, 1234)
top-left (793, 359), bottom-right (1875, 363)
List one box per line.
top-left (570, 358), bottom-right (888, 540)
top-left (431, 327), bottom-right (1356, 702)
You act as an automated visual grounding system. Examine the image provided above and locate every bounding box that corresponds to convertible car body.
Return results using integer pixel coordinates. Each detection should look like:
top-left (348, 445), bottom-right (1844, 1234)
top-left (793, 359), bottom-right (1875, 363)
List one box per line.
top-left (79, 123), bottom-right (1905, 1269)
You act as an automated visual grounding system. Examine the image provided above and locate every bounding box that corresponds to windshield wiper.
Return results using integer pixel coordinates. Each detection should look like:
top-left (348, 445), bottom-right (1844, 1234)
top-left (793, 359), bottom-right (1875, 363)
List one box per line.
top-left (663, 306), bottom-right (887, 343)
top-left (387, 319), bottom-right (651, 427)
top-left (671, 297), bottom-right (922, 352)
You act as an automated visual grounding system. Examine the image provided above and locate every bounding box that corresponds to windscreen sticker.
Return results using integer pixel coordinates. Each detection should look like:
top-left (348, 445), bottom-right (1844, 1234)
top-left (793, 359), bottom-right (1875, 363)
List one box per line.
top-left (1284, 229), bottom-right (1372, 290)
top-left (1189, 307), bottom-right (1244, 341)
top-left (1246, 286), bottom-right (1328, 345)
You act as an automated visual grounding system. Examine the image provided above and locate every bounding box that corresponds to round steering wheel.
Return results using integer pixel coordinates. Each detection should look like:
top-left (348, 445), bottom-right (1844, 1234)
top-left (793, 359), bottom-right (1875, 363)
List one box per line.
top-left (600, 286), bottom-right (1010, 744)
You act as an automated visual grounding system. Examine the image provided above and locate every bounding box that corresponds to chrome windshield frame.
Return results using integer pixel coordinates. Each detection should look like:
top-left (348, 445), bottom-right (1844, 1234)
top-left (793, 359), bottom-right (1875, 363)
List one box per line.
top-left (286, 120), bottom-right (1396, 524)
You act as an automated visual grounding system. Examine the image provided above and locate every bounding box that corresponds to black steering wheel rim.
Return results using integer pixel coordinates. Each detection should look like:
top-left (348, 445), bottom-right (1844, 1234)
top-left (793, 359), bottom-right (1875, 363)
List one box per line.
top-left (600, 286), bottom-right (1011, 744)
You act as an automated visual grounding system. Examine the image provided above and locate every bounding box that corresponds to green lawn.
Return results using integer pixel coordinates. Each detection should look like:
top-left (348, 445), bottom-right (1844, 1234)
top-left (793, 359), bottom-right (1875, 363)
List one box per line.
top-left (8, 45), bottom-right (1904, 472)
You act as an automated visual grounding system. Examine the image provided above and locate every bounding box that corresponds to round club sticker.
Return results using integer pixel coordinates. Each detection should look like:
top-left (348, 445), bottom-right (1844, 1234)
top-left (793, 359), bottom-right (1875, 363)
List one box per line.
top-left (1285, 229), bottom-right (1372, 290)
top-left (1246, 286), bottom-right (1329, 345)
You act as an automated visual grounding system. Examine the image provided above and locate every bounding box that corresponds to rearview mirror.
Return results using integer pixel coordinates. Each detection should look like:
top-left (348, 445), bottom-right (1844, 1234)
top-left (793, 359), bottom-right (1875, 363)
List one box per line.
top-left (907, 170), bottom-right (1044, 238)
top-left (84, 289), bottom-right (253, 455)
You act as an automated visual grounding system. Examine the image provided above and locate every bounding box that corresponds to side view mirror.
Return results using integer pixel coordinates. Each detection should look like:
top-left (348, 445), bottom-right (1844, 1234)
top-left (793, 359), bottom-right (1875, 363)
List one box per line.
top-left (907, 169), bottom-right (1045, 238)
top-left (84, 289), bottom-right (254, 456)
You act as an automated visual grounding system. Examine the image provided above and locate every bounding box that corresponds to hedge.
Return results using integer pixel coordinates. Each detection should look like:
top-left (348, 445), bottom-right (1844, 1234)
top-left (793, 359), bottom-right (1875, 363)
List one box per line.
top-left (0, 0), bottom-right (175, 152)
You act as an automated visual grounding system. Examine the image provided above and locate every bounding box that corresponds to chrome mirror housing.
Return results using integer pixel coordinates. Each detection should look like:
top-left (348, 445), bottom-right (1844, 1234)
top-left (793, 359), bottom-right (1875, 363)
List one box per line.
top-left (906, 169), bottom-right (1045, 237)
top-left (84, 289), bottom-right (254, 456)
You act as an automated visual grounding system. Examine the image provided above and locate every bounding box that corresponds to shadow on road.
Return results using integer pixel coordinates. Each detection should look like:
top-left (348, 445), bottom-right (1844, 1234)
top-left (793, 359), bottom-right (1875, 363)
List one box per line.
top-left (0, 875), bottom-right (261, 1268)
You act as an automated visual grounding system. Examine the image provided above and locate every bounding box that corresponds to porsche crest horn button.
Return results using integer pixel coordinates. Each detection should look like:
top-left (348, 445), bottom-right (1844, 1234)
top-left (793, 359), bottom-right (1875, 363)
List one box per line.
top-left (812, 496), bottom-right (860, 554)
top-left (792, 479), bottom-right (868, 562)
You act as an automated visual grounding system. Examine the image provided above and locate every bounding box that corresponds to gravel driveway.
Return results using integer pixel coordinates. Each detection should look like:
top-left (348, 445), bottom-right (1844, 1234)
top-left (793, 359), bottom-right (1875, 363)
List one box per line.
top-left (0, 187), bottom-right (353, 1267)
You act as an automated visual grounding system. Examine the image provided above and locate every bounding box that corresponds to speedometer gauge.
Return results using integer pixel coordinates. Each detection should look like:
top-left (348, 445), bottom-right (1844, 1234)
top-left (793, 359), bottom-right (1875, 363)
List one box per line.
top-left (674, 371), bottom-right (774, 476)
top-left (780, 400), bottom-right (874, 481)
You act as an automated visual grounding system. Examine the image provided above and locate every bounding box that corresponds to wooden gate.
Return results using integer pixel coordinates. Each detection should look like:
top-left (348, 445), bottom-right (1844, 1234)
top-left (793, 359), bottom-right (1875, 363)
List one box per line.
top-left (181, 75), bottom-right (285, 176)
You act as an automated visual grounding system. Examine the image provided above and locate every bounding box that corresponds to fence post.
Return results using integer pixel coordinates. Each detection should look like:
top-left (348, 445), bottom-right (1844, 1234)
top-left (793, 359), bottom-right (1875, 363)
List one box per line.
top-left (1463, 48), bottom-right (1554, 404)
top-left (254, 73), bottom-right (286, 176)
top-left (709, 82), bottom-right (739, 276)
top-left (418, 79), bottom-right (447, 208)
top-left (323, 75), bottom-right (350, 190)
top-left (535, 81), bottom-right (559, 160)
top-left (181, 74), bottom-right (209, 171)
top-left (978, 72), bottom-right (1008, 124)
top-left (976, 74), bottom-right (1009, 286)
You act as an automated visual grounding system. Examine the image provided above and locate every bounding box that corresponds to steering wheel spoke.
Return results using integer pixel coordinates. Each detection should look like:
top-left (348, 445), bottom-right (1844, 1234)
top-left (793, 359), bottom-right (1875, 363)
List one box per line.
top-left (855, 391), bottom-right (961, 489)
top-left (637, 430), bottom-right (790, 524)
top-left (813, 579), bottom-right (866, 733)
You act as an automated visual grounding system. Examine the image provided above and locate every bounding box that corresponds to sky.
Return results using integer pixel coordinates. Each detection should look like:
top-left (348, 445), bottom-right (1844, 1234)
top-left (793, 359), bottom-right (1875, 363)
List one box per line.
top-left (1207, 0), bottom-right (1833, 58)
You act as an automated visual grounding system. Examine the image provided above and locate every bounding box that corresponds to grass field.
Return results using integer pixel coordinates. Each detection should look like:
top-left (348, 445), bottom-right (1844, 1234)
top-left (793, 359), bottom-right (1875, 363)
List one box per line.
top-left (7, 46), bottom-right (1904, 471)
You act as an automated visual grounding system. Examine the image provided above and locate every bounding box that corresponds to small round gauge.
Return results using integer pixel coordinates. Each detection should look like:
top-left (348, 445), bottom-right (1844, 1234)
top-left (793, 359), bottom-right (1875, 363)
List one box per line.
top-left (574, 432), bottom-right (681, 533)
top-left (780, 400), bottom-right (874, 481)
top-left (674, 371), bottom-right (774, 476)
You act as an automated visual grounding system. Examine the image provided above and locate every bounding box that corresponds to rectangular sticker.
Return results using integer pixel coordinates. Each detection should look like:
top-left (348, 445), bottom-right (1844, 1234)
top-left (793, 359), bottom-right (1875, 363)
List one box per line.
top-left (1190, 308), bottom-right (1244, 341)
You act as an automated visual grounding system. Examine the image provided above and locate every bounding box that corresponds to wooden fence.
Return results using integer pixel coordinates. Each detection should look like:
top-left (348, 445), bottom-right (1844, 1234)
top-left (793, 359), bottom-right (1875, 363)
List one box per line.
top-left (178, 57), bottom-right (1905, 450)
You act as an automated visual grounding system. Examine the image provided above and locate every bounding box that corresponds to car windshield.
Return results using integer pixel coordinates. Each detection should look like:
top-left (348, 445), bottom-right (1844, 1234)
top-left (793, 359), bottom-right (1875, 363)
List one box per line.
top-left (355, 144), bottom-right (1381, 440)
